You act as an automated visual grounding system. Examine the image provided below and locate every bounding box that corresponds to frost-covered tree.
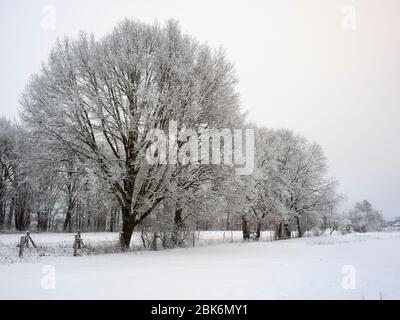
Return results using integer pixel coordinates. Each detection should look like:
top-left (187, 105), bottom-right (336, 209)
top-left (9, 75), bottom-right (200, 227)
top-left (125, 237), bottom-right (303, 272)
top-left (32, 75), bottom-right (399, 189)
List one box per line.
top-left (21, 20), bottom-right (241, 247)
top-left (242, 127), bottom-right (342, 239)
top-left (8, 128), bottom-right (35, 231)
top-left (0, 118), bottom-right (18, 229)
top-left (348, 200), bottom-right (384, 232)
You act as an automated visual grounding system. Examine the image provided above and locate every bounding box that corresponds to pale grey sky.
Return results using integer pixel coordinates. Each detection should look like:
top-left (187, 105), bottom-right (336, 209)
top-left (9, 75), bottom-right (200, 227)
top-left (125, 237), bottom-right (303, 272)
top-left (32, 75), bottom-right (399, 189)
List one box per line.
top-left (1, 0), bottom-right (399, 218)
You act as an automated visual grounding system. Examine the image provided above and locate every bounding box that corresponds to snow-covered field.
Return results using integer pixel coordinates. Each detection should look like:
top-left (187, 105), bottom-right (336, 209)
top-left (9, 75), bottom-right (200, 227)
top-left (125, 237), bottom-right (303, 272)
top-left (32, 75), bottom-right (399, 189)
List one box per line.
top-left (0, 230), bottom-right (274, 264)
top-left (0, 231), bottom-right (399, 299)
top-left (0, 230), bottom-right (272, 247)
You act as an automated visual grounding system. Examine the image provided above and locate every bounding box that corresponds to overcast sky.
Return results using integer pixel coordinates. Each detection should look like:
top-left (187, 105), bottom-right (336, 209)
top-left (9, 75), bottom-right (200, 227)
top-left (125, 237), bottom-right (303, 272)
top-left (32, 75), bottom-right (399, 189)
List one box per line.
top-left (1, 0), bottom-right (399, 218)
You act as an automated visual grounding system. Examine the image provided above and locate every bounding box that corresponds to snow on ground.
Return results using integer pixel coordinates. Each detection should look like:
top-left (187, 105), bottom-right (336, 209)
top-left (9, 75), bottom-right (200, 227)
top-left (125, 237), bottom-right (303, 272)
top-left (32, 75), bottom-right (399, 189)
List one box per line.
top-left (0, 230), bottom-right (272, 247)
top-left (0, 231), bottom-right (274, 264)
top-left (0, 231), bottom-right (399, 299)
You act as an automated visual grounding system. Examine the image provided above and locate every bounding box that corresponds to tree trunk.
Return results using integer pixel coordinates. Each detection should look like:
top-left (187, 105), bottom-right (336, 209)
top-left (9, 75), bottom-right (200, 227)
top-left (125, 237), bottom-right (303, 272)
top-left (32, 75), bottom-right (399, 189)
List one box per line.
top-left (15, 206), bottom-right (30, 231)
top-left (275, 222), bottom-right (283, 240)
top-left (0, 197), bottom-right (4, 230)
top-left (255, 222), bottom-right (261, 241)
top-left (296, 215), bottom-right (303, 238)
top-left (242, 215), bottom-right (250, 240)
top-left (275, 221), bottom-right (291, 240)
top-left (171, 207), bottom-right (185, 246)
top-left (109, 208), bottom-right (116, 232)
top-left (37, 208), bottom-right (49, 232)
top-left (96, 211), bottom-right (107, 232)
top-left (120, 206), bottom-right (136, 248)
top-left (6, 197), bottom-right (14, 229)
top-left (63, 207), bottom-right (72, 232)
top-left (284, 223), bottom-right (291, 238)
top-left (152, 232), bottom-right (158, 251)
top-left (37, 211), bottom-right (43, 232)
top-left (226, 212), bottom-right (231, 230)
top-left (0, 179), bottom-right (5, 230)
top-left (63, 196), bottom-right (75, 232)
top-left (14, 185), bottom-right (31, 231)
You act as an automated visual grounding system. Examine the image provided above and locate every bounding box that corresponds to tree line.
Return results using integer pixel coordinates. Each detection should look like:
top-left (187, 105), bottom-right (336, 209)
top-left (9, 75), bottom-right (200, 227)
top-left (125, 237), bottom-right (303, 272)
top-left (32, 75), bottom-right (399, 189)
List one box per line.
top-left (0, 20), bottom-right (383, 248)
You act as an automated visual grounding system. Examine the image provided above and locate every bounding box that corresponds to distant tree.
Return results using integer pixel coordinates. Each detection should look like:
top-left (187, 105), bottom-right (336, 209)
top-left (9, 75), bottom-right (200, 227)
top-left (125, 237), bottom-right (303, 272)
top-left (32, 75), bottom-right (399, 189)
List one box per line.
top-left (348, 200), bottom-right (384, 232)
top-left (0, 118), bottom-right (17, 229)
top-left (0, 120), bottom-right (39, 231)
top-left (244, 127), bottom-right (342, 240)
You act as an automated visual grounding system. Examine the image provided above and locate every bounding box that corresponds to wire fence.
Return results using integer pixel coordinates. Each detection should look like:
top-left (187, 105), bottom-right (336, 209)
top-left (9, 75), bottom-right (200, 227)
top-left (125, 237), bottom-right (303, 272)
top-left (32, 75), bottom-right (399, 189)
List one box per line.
top-left (1, 230), bottom-right (282, 261)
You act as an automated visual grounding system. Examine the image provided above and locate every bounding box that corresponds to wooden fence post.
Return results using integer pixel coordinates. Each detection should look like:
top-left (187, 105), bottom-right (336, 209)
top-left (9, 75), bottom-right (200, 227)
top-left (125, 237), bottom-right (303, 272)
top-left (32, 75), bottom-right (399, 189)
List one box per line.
top-left (73, 232), bottom-right (84, 256)
top-left (25, 232), bottom-right (37, 248)
top-left (19, 236), bottom-right (25, 258)
top-left (73, 235), bottom-right (78, 256)
top-left (77, 231), bottom-right (82, 249)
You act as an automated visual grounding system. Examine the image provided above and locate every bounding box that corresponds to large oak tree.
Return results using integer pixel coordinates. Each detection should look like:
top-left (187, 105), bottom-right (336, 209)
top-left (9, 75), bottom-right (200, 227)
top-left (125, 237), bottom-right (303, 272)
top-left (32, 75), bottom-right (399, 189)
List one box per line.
top-left (21, 20), bottom-right (241, 247)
